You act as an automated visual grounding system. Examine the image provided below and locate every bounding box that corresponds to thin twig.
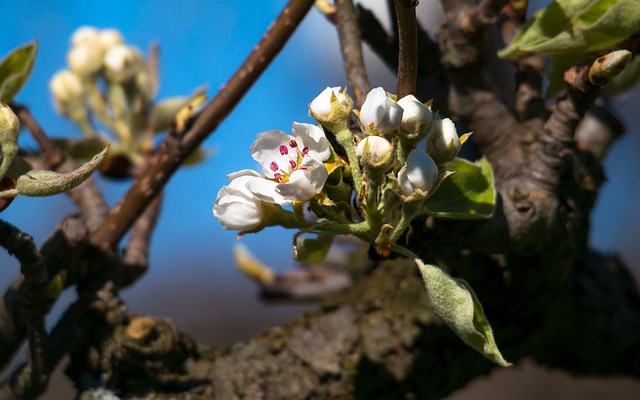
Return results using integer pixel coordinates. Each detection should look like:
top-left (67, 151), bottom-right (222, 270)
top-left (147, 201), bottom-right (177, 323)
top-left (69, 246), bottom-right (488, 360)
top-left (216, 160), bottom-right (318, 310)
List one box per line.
top-left (335, 0), bottom-right (371, 107)
top-left (0, 220), bottom-right (49, 399)
top-left (393, 0), bottom-right (418, 98)
top-left (13, 106), bottom-right (109, 232)
top-left (90, 0), bottom-right (316, 251)
top-left (116, 194), bottom-right (163, 287)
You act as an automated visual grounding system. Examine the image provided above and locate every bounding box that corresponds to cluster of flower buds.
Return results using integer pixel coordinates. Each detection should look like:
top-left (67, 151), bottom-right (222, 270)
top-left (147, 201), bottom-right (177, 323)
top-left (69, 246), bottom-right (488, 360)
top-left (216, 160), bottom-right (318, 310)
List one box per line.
top-left (49, 26), bottom-right (206, 177)
top-left (214, 86), bottom-right (468, 257)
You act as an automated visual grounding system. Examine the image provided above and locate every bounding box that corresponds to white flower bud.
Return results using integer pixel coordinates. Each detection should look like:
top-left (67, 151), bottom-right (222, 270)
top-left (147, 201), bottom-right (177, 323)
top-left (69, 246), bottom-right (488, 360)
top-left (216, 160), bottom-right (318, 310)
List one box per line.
top-left (103, 44), bottom-right (142, 83)
top-left (309, 86), bottom-right (353, 121)
top-left (427, 118), bottom-right (461, 164)
top-left (398, 149), bottom-right (438, 197)
top-left (397, 94), bottom-right (432, 141)
top-left (213, 173), bottom-right (264, 231)
top-left (98, 29), bottom-right (124, 51)
top-left (356, 135), bottom-right (393, 164)
top-left (49, 70), bottom-right (84, 104)
top-left (359, 87), bottom-right (403, 137)
top-left (67, 45), bottom-right (103, 77)
top-left (0, 104), bottom-right (19, 178)
top-left (71, 26), bottom-right (100, 47)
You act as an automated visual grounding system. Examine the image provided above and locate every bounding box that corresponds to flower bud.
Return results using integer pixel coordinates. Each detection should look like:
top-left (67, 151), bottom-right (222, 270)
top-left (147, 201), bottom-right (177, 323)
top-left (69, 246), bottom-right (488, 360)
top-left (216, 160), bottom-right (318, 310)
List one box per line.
top-left (397, 94), bottom-right (432, 142)
top-left (426, 117), bottom-right (461, 164)
top-left (359, 87), bottom-right (403, 137)
top-left (309, 86), bottom-right (353, 124)
top-left (0, 104), bottom-right (19, 178)
top-left (397, 149), bottom-right (438, 197)
top-left (213, 174), bottom-right (264, 231)
top-left (49, 70), bottom-right (84, 105)
top-left (98, 29), bottom-right (124, 51)
top-left (104, 44), bottom-right (142, 83)
top-left (356, 136), bottom-right (393, 164)
top-left (68, 44), bottom-right (103, 77)
top-left (71, 26), bottom-right (100, 47)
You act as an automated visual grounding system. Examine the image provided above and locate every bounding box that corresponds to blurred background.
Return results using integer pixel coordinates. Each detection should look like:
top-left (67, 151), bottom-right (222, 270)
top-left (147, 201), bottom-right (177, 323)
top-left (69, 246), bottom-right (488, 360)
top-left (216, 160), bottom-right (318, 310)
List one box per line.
top-left (1, 0), bottom-right (639, 398)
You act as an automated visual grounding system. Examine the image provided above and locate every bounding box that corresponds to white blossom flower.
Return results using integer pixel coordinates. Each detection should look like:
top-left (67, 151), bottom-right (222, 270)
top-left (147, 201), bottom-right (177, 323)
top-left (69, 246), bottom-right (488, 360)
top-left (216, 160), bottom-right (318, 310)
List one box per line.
top-left (68, 45), bottom-right (103, 77)
top-left (356, 136), bottom-right (393, 165)
top-left (309, 86), bottom-right (352, 121)
top-left (98, 29), bottom-right (124, 51)
top-left (427, 117), bottom-right (461, 164)
top-left (398, 149), bottom-right (438, 196)
top-left (104, 44), bottom-right (142, 82)
top-left (397, 94), bottom-right (432, 140)
top-left (248, 122), bottom-right (331, 204)
top-left (359, 87), bottom-right (403, 136)
top-left (213, 171), bottom-right (265, 231)
top-left (49, 70), bottom-right (84, 104)
top-left (71, 26), bottom-right (100, 47)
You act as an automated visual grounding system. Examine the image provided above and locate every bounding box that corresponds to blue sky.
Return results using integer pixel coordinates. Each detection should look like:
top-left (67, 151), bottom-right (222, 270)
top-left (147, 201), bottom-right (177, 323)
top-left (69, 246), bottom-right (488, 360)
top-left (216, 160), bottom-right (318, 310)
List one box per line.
top-left (1, 0), bottom-right (640, 341)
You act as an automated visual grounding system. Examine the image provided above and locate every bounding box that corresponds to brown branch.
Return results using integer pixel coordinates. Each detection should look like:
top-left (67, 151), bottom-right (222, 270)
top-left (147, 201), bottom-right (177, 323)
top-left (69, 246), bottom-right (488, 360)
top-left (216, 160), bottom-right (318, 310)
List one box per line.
top-left (13, 106), bottom-right (109, 233)
top-left (89, 0), bottom-right (316, 251)
top-left (335, 0), bottom-right (371, 107)
top-left (0, 220), bottom-right (49, 399)
top-left (393, 0), bottom-right (418, 98)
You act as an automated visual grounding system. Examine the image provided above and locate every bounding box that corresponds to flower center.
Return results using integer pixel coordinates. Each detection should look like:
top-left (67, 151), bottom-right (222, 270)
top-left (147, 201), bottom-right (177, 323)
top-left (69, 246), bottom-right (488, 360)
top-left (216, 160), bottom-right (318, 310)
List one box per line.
top-left (269, 139), bottom-right (311, 182)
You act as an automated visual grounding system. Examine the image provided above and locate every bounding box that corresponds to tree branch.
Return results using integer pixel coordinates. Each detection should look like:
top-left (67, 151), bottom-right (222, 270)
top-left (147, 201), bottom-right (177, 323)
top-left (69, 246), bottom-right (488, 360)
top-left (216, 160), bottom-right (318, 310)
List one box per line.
top-left (393, 0), bottom-right (418, 98)
top-left (0, 220), bottom-right (49, 399)
top-left (335, 0), bottom-right (371, 107)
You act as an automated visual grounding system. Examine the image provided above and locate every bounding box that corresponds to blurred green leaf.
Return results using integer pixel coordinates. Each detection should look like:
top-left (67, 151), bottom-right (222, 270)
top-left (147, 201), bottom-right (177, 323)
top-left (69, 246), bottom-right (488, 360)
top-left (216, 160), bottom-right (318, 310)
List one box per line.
top-left (498, 0), bottom-right (640, 58)
top-left (150, 86), bottom-right (207, 133)
top-left (53, 136), bottom-right (109, 161)
top-left (183, 147), bottom-right (211, 167)
top-left (0, 41), bottom-right (38, 103)
top-left (294, 232), bottom-right (334, 263)
top-left (16, 146), bottom-right (108, 196)
top-left (424, 157), bottom-right (495, 219)
top-left (416, 259), bottom-right (511, 367)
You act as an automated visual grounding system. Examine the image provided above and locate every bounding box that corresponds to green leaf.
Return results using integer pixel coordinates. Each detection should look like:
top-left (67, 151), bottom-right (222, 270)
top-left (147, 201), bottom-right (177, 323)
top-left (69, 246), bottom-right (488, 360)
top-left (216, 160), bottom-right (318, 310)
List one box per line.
top-left (294, 232), bottom-right (334, 263)
top-left (498, 0), bottom-right (640, 58)
top-left (416, 259), bottom-right (511, 367)
top-left (16, 146), bottom-right (108, 196)
top-left (0, 41), bottom-right (38, 103)
top-left (423, 157), bottom-right (495, 219)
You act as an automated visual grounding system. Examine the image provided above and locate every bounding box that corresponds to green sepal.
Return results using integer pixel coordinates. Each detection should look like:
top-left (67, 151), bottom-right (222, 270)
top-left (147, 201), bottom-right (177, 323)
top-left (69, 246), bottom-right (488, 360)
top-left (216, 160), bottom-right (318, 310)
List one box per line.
top-left (416, 258), bottom-right (511, 367)
top-left (16, 146), bottom-right (108, 196)
top-left (0, 41), bottom-right (38, 103)
top-left (423, 157), bottom-right (495, 219)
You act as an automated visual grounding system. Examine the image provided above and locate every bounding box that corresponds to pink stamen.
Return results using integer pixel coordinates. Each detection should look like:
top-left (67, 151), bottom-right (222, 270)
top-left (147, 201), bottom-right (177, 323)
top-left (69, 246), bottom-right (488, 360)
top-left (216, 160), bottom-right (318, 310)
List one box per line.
top-left (274, 173), bottom-right (282, 180)
top-left (301, 147), bottom-right (309, 156)
top-left (279, 145), bottom-right (288, 155)
top-left (289, 140), bottom-right (298, 148)
top-left (270, 161), bottom-right (278, 172)
top-left (289, 160), bottom-right (297, 169)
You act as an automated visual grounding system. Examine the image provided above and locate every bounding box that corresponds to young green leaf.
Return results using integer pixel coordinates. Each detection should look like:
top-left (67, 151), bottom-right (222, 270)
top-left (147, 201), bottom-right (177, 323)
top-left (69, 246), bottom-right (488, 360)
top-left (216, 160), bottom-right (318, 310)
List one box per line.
top-left (294, 232), bottom-right (334, 263)
top-left (16, 146), bottom-right (108, 196)
top-left (423, 157), bottom-right (495, 219)
top-left (498, 0), bottom-right (640, 58)
top-left (0, 41), bottom-right (38, 103)
top-left (416, 259), bottom-right (511, 367)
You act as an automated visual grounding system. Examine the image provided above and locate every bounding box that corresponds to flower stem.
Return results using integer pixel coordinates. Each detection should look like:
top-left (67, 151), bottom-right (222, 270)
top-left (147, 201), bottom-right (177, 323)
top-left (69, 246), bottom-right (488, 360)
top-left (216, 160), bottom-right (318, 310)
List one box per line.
top-left (334, 126), bottom-right (362, 195)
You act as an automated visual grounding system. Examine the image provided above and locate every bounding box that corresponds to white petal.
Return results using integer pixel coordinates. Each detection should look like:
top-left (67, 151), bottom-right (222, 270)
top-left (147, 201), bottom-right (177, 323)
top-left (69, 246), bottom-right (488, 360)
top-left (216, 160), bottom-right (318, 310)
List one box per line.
top-left (309, 87), bottom-right (336, 118)
top-left (277, 159), bottom-right (328, 201)
top-left (250, 130), bottom-right (292, 177)
top-left (292, 122), bottom-right (331, 161)
top-left (399, 149), bottom-right (438, 195)
top-left (245, 176), bottom-right (291, 205)
top-left (356, 136), bottom-right (392, 164)
top-left (359, 87), bottom-right (388, 128)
